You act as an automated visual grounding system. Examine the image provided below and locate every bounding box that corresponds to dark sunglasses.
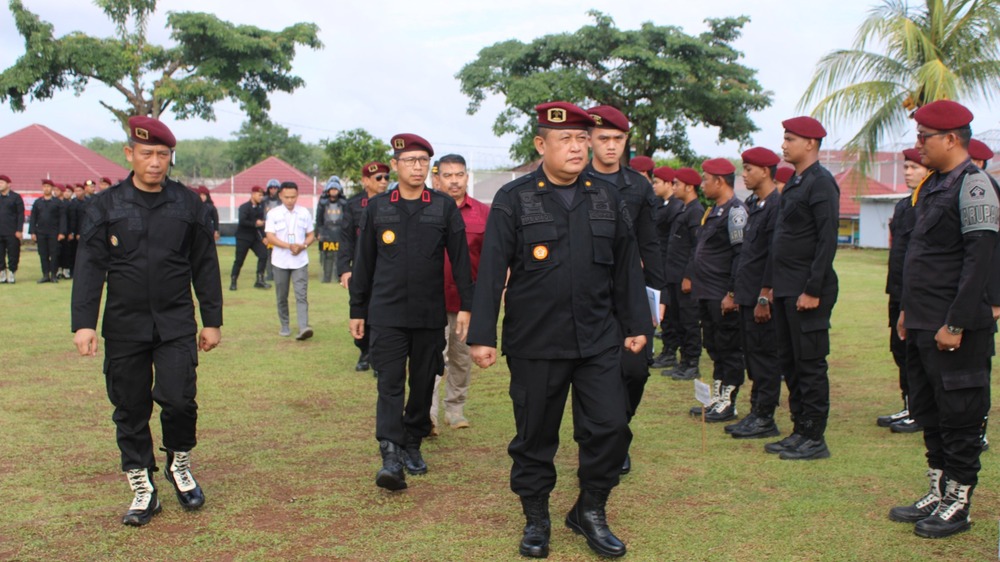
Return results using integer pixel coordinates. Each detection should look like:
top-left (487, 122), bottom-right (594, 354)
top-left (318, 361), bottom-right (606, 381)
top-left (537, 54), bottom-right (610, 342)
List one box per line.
top-left (375, 174), bottom-right (390, 181)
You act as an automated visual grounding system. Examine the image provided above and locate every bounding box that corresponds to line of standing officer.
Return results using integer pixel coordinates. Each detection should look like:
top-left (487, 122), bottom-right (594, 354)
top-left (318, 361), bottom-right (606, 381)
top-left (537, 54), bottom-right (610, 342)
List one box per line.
top-left (29, 179), bottom-right (66, 283)
top-left (663, 168), bottom-right (705, 380)
top-left (651, 166), bottom-right (683, 370)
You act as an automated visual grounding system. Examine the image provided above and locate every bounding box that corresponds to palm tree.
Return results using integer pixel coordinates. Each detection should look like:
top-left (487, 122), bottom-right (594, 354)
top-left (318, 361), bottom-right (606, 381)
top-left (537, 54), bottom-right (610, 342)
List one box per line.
top-left (799, 0), bottom-right (1000, 172)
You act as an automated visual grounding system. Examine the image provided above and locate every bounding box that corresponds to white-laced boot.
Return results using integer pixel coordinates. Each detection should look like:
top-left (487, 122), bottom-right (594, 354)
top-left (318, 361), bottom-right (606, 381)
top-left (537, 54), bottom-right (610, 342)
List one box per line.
top-left (164, 450), bottom-right (205, 510)
top-left (122, 468), bottom-right (161, 526)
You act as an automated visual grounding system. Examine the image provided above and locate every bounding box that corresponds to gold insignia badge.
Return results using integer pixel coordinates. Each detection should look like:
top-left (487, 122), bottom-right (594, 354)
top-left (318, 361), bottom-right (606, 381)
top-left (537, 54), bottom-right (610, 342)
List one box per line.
top-left (382, 230), bottom-right (396, 244)
top-left (393, 139), bottom-right (405, 150)
top-left (135, 127), bottom-right (149, 140)
top-left (110, 235), bottom-right (119, 247)
top-left (547, 108), bottom-right (566, 123)
top-left (532, 244), bottom-right (549, 261)
top-left (368, 164), bottom-right (379, 173)
top-left (537, 181), bottom-right (545, 188)
top-left (585, 181), bottom-right (591, 187)
top-left (591, 115), bottom-right (602, 125)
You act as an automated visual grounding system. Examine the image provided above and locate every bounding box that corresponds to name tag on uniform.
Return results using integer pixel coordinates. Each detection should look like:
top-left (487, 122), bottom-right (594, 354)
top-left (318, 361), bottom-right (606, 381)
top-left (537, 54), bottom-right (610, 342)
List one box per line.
top-left (322, 241), bottom-right (340, 251)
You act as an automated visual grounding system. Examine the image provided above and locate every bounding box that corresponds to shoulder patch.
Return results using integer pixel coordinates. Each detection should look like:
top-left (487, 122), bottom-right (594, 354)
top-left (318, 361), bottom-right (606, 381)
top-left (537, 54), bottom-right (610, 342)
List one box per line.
top-left (959, 171), bottom-right (1000, 234)
top-left (728, 205), bottom-right (747, 245)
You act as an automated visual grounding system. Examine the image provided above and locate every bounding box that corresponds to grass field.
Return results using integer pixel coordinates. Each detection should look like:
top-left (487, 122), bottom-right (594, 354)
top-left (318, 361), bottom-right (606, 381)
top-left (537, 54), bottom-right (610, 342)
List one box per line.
top-left (0, 246), bottom-right (997, 561)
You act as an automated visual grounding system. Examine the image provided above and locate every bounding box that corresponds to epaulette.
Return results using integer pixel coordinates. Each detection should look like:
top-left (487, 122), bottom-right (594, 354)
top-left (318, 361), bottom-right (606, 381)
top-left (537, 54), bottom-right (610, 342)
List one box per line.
top-left (499, 173), bottom-right (535, 194)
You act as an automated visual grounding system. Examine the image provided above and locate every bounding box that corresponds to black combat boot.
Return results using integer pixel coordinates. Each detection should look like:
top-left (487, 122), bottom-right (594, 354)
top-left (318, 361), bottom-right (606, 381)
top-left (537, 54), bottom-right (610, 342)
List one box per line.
top-left (254, 273), bottom-right (270, 289)
top-left (670, 358), bottom-right (701, 381)
top-left (519, 495), bottom-right (551, 558)
top-left (651, 350), bottom-right (677, 369)
top-left (565, 489), bottom-right (626, 558)
top-left (122, 468), bottom-right (161, 526)
top-left (764, 432), bottom-right (804, 454)
top-left (778, 422), bottom-right (830, 460)
top-left (355, 351), bottom-right (371, 372)
top-left (731, 408), bottom-right (780, 439)
top-left (877, 395), bottom-right (910, 427)
top-left (375, 440), bottom-right (407, 491)
top-left (163, 449), bottom-right (205, 510)
top-left (620, 452), bottom-right (631, 475)
top-left (402, 435), bottom-right (428, 475)
top-left (890, 417), bottom-right (923, 433)
top-left (914, 478), bottom-right (973, 538)
top-left (705, 384), bottom-right (739, 422)
top-left (889, 468), bottom-right (943, 523)
top-left (229, 275), bottom-right (238, 291)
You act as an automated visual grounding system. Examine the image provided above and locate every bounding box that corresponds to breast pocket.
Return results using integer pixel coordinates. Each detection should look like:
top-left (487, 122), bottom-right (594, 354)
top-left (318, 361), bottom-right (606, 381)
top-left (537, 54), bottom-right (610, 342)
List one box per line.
top-left (161, 217), bottom-right (193, 253)
top-left (107, 219), bottom-right (139, 259)
top-left (917, 203), bottom-right (954, 246)
top-left (418, 218), bottom-right (446, 259)
top-left (522, 224), bottom-right (559, 271)
top-left (780, 202), bottom-right (810, 231)
top-left (377, 226), bottom-right (401, 259)
top-left (590, 221), bottom-right (615, 265)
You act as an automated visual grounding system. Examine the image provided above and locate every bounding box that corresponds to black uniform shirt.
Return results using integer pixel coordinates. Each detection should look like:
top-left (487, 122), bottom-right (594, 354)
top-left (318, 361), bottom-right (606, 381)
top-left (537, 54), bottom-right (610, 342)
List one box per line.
top-left (235, 200), bottom-right (266, 242)
top-left (337, 192), bottom-right (370, 276)
top-left (466, 167), bottom-right (649, 359)
top-left (72, 175), bottom-right (223, 342)
top-left (885, 195), bottom-right (916, 301)
top-left (29, 196), bottom-right (66, 235)
top-left (665, 199), bottom-right (705, 284)
top-left (734, 189), bottom-right (780, 306)
top-left (768, 161), bottom-right (840, 298)
top-left (692, 195), bottom-right (747, 301)
top-left (0, 190), bottom-right (25, 236)
top-left (654, 197), bottom-right (683, 265)
top-left (902, 161), bottom-right (1000, 331)
top-left (349, 188), bottom-right (473, 329)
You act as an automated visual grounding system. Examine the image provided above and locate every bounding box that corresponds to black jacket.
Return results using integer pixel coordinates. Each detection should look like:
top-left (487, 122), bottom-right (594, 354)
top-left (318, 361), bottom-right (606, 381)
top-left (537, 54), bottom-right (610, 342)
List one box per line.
top-left (693, 195), bottom-right (746, 301)
top-left (235, 200), bottom-right (266, 242)
top-left (734, 189), bottom-right (780, 306)
top-left (29, 196), bottom-right (66, 235)
top-left (664, 199), bottom-right (705, 284)
top-left (0, 190), bottom-right (24, 236)
top-left (885, 196), bottom-right (915, 301)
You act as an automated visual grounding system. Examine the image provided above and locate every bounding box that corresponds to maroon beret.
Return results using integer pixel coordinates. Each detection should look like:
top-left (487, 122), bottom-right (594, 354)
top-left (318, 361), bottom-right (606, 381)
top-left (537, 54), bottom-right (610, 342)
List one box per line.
top-left (675, 167), bottom-right (702, 187)
top-left (653, 166), bottom-right (675, 183)
top-left (630, 156), bottom-right (655, 173)
top-left (100, 177), bottom-right (112, 184)
top-left (391, 133), bottom-right (433, 157)
top-left (41, 178), bottom-right (54, 187)
top-left (251, 185), bottom-right (264, 194)
top-left (196, 186), bottom-right (210, 195)
top-left (775, 167), bottom-right (795, 183)
top-left (702, 158), bottom-right (736, 176)
top-left (0, 174), bottom-right (10, 183)
top-left (741, 147), bottom-right (781, 168)
top-left (362, 161), bottom-right (391, 178)
top-left (586, 105), bottom-right (630, 132)
top-left (913, 100), bottom-right (973, 131)
top-left (969, 139), bottom-right (994, 161)
top-left (902, 148), bottom-right (922, 163)
top-left (128, 116), bottom-right (176, 148)
top-left (83, 180), bottom-right (95, 187)
top-left (535, 101), bottom-right (596, 130)
top-left (782, 116), bottom-right (827, 139)
top-left (54, 183), bottom-right (66, 192)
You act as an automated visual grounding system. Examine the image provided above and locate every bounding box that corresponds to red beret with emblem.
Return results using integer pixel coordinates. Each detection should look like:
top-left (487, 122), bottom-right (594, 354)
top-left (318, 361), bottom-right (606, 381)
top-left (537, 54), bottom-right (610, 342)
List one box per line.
top-left (535, 101), bottom-right (596, 130)
top-left (913, 100), bottom-right (973, 130)
top-left (674, 167), bottom-right (702, 187)
top-left (251, 185), bottom-right (264, 193)
top-left (775, 167), bottom-right (795, 183)
top-left (653, 166), bottom-right (675, 182)
top-left (0, 174), bottom-right (10, 183)
top-left (586, 105), bottom-right (630, 132)
top-left (630, 156), bottom-right (655, 173)
top-left (128, 116), bottom-right (176, 148)
top-left (100, 177), bottom-right (112, 184)
top-left (702, 158), bottom-right (736, 176)
top-left (362, 161), bottom-right (390, 178)
top-left (902, 148), bottom-right (922, 163)
top-left (741, 147), bottom-right (781, 168)
top-left (969, 139), bottom-right (994, 161)
top-left (390, 133), bottom-right (434, 157)
top-left (782, 116), bottom-right (827, 139)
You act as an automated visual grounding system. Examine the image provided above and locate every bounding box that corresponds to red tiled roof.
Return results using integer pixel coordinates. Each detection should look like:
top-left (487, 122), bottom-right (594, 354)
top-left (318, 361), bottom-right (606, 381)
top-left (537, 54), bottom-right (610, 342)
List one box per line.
top-left (0, 124), bottom-right (129, 189)
top-left (226, 156), bottom-right (315, 194)
top-left (836, 168), bottom-right (905, 217)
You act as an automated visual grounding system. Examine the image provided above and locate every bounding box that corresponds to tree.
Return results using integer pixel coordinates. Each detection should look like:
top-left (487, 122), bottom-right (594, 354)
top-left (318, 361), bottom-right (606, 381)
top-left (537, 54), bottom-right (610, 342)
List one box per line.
top-left (1, 0), bottom-right (322, 133)
top-left (456, 10), bottom-right (772, 163)
top-left (799, 0), bottom-right (1000, 172)
top-left (228, 120), bottom-right (311, 171)
top-left (321, 129), bottom-right (393, 185)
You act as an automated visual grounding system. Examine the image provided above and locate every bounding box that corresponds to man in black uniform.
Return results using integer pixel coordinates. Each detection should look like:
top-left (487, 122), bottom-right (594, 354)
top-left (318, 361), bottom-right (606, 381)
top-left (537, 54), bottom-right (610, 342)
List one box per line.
top-left (229, 185), bottom-right (270, 290)
top-left (688, 158), bottom-right (746, 422)
top-left (877, 148), bottom-right (927, 432)
top-left (889, 100), bottom-right (997, 538)
top-left (315, 176), bottom-right (346, 283)
top-left (29, 179), bottom-right (66, 283)
top-left (651, 166), bottom-right (683, 369)
top-left (665, 168), bottom-right (705, 381)
top-left (725, 147), bottom-right (782, 439)
top-left (468, 102), bottom-right (648, 559)
top-left (349, 134), bottom-right (473, 491)
top-left (340, 161), bottom-right (391, 373)
top-left (968, 138), bottom-right (993, 170)
top-left (0, 174), bottom-right (24, 284)
top-left (762, 116), bottom-right (839, 461)
top-left (72, 116), bottom-right (223, 526)
top-left (584, 104), bottom-right (666, 475)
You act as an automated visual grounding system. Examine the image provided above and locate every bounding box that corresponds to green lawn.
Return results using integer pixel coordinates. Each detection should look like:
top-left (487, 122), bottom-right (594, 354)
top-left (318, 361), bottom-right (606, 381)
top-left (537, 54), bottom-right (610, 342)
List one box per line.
top-left (0, 246), bottom-right (996, 561)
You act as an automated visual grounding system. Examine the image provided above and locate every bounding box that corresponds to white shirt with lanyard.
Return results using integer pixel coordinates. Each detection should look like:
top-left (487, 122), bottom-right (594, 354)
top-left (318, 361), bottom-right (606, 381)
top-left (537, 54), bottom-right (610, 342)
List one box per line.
top-left (265, 204), bottom-right (313, 270)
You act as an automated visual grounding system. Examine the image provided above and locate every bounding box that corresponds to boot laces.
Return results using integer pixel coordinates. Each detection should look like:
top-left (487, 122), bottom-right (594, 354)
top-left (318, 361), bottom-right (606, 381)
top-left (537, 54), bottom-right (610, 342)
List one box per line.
top-left (933, 482), bottom-right (969, 521)
top-left (127, 469), bottom-right (153, 510)
top-left (171, 452), bottom-right (197, 492)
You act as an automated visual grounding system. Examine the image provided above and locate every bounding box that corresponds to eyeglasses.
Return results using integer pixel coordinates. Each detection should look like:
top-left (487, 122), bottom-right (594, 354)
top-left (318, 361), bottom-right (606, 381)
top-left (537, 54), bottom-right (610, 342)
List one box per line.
top-left (396, 156), bottom-right (430, 167)
top-left (374, 174), bottom-right (390, 181)
top-left (916, 131), bottom-right (947, 144)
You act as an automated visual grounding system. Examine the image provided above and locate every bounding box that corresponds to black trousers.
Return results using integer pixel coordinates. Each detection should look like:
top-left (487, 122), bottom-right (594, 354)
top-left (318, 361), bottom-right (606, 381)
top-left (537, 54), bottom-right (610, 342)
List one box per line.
top-left (104, 336), bottom-right (199, 471)
top-left (772, 294), bottom-right (836, 438)
top-left (740, 306), bottom-right (780, 414)
top-left (621, 339), bottom-right (651, 422)
top-left (0, 234), bottom-right (20, 271)
top-left (507, 347), bottom-right (631, 497)
top-left (58, 237), bottom-right (76, 271)
top-left (371, 326), bottom-right (445, 445)
top-left (699, 299), bottom-right (744, 386)
top-left (35, 233), bottom-right (59, 276)
top-left (888, 300), bottom-right (908, 402)
top-left (231, 237), bottom-right (267, 278)
top-left (666, 282), bottom-right (701, 360)
top-left (907, 329), bottom-right (991, 485)
top-left (659, 313), bottom-right (679, 356)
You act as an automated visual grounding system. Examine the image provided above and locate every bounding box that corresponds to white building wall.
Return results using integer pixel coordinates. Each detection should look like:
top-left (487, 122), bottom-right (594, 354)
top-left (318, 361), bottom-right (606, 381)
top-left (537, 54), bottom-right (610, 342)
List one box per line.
top-left (858, 198), bottom-right (904, 249)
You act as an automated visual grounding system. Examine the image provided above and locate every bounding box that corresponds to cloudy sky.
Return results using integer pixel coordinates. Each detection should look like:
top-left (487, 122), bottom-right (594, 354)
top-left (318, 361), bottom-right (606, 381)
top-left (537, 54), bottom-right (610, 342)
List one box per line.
top-left (2, 0), bottom-right (998, 169)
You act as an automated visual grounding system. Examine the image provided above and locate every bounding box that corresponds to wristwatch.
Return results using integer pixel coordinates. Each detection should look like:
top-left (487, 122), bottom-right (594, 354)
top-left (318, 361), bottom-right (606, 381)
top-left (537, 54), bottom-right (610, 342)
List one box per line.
top-left (757, 296), bottom-right (770, 306)
top-left (946, 325), bottom-right (964, 335)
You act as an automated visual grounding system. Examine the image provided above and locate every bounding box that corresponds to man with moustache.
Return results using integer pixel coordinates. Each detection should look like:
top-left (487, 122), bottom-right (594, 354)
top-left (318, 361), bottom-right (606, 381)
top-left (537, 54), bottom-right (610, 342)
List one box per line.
top-left (468, 102), bottom-right (648, 559)
top-left (0, 174), bottom-right (24, 284)
top-left (29, 179), bottom-right (66, 283)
